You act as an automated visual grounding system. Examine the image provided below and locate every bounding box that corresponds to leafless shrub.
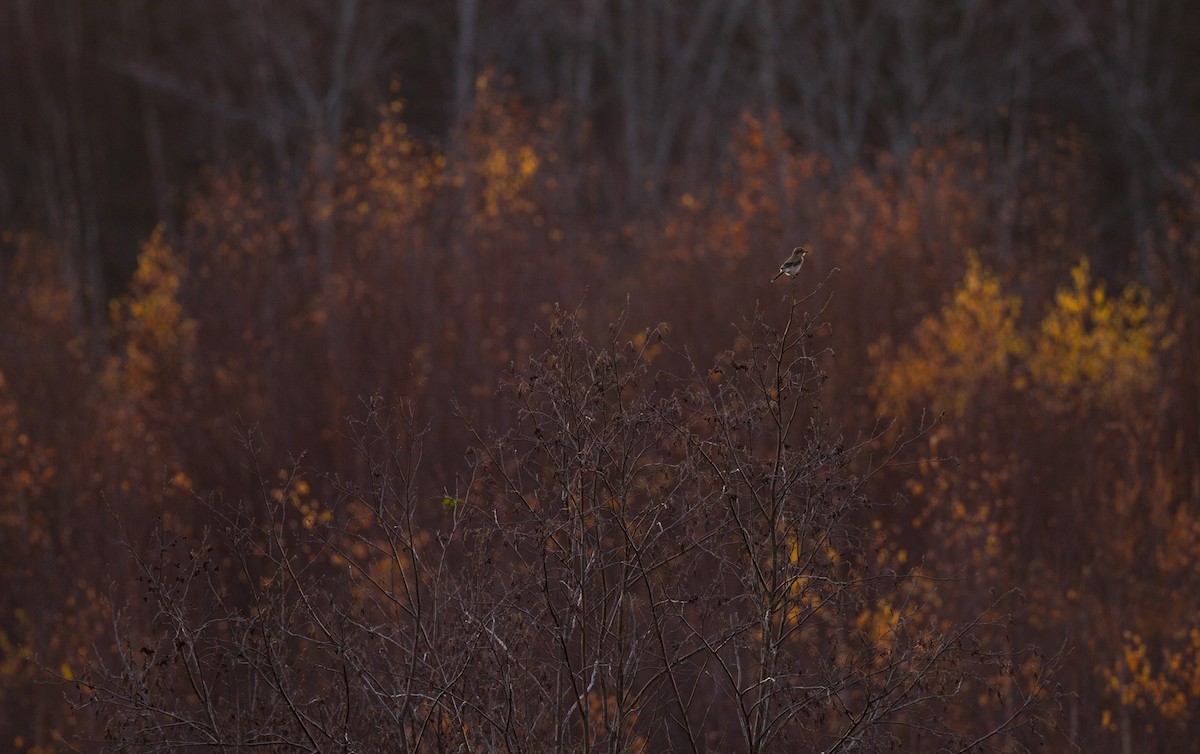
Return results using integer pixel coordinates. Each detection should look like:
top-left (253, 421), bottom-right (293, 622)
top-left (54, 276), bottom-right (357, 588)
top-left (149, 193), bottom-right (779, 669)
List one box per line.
top-left (81, 294), bottom-right (1057, 752)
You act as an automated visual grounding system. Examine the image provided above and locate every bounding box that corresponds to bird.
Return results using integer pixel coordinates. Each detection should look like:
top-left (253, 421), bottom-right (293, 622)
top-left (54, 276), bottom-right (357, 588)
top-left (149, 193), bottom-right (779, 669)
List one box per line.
top-left (772, 246), bottom-right (809, 281)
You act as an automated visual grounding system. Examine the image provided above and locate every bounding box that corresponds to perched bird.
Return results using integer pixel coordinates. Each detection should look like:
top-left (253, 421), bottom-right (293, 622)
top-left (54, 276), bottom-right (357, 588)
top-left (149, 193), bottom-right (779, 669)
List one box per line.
top-left (772, 246), bottom-right (809, 281)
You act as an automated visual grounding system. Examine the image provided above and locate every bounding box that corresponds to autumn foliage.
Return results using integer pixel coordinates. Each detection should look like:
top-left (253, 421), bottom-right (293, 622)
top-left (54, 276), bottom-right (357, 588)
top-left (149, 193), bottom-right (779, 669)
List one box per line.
top-left (2, 78), bottom-right (1199, 751)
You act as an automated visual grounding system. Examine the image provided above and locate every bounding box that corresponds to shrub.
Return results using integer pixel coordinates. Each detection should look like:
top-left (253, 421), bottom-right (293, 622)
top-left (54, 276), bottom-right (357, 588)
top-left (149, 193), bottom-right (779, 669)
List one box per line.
top-left (82, 299), bottom-right (1055, 752)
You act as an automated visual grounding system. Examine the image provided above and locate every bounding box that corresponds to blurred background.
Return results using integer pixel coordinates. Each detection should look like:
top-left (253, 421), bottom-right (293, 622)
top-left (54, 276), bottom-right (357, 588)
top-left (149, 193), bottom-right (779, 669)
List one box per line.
top-left (2, 0), bottom-right (1200, 750)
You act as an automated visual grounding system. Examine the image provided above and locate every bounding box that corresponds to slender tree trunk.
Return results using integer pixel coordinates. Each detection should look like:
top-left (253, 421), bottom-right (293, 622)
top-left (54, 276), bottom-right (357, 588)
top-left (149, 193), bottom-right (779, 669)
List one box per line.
top-left (453, 0), bottom-right (478, 125)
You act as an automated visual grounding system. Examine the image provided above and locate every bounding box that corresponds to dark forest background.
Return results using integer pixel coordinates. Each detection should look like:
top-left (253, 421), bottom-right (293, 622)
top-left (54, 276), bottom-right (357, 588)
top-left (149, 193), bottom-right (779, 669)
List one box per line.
top-left (3, 0), bottom-right (1200, 751)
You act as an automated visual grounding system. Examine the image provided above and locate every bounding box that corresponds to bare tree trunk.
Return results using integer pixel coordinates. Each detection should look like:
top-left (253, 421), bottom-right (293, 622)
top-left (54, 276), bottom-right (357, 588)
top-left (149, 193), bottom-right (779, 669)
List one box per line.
top-left (756, 0), bottom-right (779, 112)
top-left (1119, 703), bottom-right (1132, 754)
top-left (453, 0), bottom-right (478, 125)
top-left (573, 0), bottom-right (602, 138)
top-left (617, 0), bottom-right (640, 196)
top-left (62, 0), bottom-right (103, 310)
top-left (120, 0), bottom-right (170, 222)
top-left (14, 0), bottom-right (102, 324)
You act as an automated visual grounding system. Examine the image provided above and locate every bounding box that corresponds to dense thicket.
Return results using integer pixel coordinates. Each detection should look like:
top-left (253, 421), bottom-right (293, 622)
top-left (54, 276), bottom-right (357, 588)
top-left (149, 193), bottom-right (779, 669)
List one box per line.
top-left (79, 305), bottom-right (1057, 752)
